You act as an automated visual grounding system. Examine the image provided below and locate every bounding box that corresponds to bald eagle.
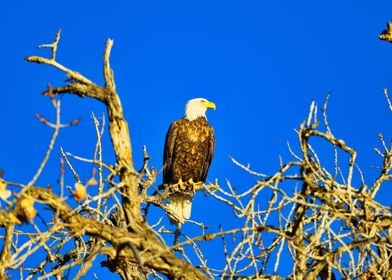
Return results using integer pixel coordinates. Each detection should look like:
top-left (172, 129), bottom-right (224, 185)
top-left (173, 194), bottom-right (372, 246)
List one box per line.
top-left (163, 98), bottom-right (216, 223)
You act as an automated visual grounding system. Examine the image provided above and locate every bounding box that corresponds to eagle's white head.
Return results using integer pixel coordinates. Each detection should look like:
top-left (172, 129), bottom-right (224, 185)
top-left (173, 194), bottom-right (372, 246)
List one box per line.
top-left (184, 98), bottom-right (216, 121)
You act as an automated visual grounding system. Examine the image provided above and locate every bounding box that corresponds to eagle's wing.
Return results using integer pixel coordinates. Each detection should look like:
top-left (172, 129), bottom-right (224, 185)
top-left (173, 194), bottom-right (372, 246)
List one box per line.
top-left (163, 120), bottom-right (179, 184)
top-left (201, 126), bottom-right (214, 182)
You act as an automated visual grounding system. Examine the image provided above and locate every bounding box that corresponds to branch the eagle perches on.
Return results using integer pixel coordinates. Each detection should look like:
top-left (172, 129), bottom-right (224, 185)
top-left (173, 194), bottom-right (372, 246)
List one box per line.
top-left (23, 30), bottom-right (210, 279)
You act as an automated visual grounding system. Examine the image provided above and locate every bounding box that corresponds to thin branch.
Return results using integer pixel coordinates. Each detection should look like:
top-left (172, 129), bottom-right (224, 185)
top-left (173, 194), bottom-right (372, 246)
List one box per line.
top-left (28, 98), bottom-right (62, 187)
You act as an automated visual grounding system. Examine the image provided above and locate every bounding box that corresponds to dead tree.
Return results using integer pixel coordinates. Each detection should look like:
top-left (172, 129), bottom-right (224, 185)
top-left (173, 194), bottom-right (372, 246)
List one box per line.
top-left (0, 31), bottom-right (391, 279)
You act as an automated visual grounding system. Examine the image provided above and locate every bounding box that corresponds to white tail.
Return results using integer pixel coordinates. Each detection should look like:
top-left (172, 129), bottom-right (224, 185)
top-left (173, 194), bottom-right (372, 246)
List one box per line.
top-left (167, 194), bottom-right (193, 222)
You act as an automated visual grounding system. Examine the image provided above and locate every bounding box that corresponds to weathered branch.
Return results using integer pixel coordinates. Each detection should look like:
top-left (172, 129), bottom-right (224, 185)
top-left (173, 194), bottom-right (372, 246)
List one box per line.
top-left (26, 31), bottom-right (140, 229)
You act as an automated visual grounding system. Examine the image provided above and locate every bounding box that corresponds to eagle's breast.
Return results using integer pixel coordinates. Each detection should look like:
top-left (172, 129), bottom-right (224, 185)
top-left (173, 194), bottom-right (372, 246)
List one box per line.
top-left (166, 117), bottom-right (214, 185)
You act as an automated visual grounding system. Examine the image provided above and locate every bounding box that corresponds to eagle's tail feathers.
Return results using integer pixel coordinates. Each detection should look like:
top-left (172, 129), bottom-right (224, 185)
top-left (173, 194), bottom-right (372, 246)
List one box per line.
top-left (167, 194), bottom-right (192, 224)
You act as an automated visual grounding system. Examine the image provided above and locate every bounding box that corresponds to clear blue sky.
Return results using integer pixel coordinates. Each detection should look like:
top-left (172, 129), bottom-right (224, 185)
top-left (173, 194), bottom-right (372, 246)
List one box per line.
top-left (1, 0), bottom-right (392, 278)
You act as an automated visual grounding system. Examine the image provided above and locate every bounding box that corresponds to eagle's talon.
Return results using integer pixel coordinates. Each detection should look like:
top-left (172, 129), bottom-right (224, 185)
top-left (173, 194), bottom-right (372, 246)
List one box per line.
top-left (170, 178), bottom-right (185, 192)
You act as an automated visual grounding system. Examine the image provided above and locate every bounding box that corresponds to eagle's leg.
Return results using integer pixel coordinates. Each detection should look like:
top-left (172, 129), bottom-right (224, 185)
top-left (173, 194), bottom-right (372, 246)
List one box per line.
top-left (187, 178), bottom-right (204, 193)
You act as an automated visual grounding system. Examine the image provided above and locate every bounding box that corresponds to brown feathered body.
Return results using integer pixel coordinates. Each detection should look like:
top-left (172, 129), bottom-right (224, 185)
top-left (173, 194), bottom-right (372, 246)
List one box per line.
top-left (163, 117), bottom-right (214, 221)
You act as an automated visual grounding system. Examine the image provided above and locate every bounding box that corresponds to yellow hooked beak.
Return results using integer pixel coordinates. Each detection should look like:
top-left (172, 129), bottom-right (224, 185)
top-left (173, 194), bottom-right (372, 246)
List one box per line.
top-left (204, 101), bottom-right (216, 110)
